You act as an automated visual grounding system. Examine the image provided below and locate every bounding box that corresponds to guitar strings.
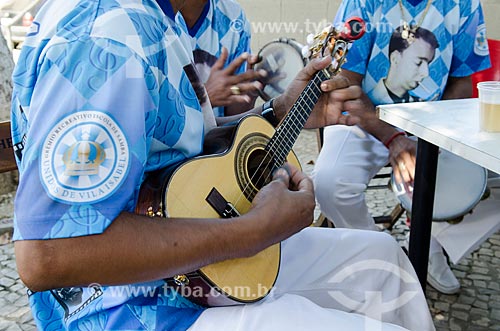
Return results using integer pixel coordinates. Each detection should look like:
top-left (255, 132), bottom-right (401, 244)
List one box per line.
top-left (237, 50), bottom-right (330, 198)
top-left (229, 73), bottom-right (325, 211)
top-left (254, 74), bottom-right (323, 185)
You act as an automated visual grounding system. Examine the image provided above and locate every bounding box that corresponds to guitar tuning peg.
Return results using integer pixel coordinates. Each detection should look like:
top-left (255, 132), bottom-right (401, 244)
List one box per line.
top-left (306, 33), bottom-right (315, 46)
top-left (302, 45), bottom-right (312, 58)
top-left (323, 25), bottom-right (333, 33)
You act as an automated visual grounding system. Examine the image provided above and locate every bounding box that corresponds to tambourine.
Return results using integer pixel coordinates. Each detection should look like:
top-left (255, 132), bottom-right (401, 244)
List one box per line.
top-left (391, 148), bottom-right (488, 222)
top-left (253, 38), bottom-right (307, 101)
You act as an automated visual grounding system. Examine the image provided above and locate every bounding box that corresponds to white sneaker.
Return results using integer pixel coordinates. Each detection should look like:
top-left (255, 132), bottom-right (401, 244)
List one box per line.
top-left (427, 250), bottom-right (460, 294)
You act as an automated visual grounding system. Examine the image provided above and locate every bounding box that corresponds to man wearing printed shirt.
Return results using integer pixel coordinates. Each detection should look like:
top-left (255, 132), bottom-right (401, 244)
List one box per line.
top-left (179, 0), bottom-right (264, 117)
top-left (11, 0), bottom-right (436, 330)
top-left (314, 0), bottom-right (491, 295)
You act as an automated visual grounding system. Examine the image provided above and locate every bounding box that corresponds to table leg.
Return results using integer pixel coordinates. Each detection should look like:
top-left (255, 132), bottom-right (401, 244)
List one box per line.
top-left (409, 139), bottom-right (439, 291)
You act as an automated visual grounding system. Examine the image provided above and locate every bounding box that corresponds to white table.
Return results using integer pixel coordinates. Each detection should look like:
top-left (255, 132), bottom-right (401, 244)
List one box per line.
top-left (377, 98), bottom-right (500, 289)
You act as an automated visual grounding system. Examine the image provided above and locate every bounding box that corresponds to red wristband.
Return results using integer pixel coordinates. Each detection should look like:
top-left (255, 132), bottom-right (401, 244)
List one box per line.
top-left (384, 131), bottom-right (406, 148)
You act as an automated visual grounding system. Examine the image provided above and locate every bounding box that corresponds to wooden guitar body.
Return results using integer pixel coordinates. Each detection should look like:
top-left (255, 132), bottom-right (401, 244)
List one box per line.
top-left (136, 115), bottom-right (301, 306)
top-left (136, 20), bottom-right (365, 306)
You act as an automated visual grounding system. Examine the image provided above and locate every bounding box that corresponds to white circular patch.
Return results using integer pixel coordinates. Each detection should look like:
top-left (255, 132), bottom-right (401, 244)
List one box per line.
top-left (474, 24), bottom-right (489, 57)
top-left (40, 111), bottom-right (130, 204)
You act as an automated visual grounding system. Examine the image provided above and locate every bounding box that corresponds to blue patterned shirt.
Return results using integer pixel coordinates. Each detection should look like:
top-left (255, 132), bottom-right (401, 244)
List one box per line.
top-left (11, 0), bottom-right (212, 329)
top-left (335, 0), bottom-right (491, 105)
top-left (176, 0), bottom-right (252, 117)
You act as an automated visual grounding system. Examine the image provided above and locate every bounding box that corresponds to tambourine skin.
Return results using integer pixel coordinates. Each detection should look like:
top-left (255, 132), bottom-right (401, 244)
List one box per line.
top-left (254, 38), bottom-right (307, 101)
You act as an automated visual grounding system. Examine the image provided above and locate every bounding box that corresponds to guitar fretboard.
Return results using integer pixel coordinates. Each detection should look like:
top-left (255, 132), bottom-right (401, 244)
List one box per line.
top-left (266, 69), bottom-right (330, 167)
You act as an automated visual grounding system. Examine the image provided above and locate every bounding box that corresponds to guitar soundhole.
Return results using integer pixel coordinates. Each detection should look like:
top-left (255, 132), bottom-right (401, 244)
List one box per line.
top-left (235, 133), bottom-right (275, 202)
top-left (247, 149), bottom-right (275, 191)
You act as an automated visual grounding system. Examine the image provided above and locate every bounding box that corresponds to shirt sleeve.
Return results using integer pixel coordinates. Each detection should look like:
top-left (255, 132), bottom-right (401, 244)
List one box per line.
top-left (333, 0), bottom-right (373, 76)
top-left (449, 0), bottom-right (491, 77)
top-left (12, 37), bottom-right (157, 240)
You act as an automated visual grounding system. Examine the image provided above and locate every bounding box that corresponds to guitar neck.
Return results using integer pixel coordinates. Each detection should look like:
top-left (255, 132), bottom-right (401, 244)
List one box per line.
top-left (266, 69), bottom-right (330, 166)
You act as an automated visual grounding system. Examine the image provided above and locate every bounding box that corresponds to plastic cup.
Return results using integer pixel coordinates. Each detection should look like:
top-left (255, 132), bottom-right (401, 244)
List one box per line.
top-left (477, 81), bottom-right (500, 132)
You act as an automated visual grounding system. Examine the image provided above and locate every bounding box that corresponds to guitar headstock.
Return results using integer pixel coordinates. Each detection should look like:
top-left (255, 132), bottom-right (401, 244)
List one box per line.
top-left (302, 17), bottom-right (366, 75)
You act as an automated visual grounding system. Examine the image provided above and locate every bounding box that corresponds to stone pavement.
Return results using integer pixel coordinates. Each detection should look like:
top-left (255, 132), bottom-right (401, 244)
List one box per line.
top-left (0, 130), bottom-right (499, 331)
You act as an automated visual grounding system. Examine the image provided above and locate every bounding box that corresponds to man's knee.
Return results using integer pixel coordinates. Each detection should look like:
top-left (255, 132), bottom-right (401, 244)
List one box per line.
top-left (314, 171), bottom-right (365, 209)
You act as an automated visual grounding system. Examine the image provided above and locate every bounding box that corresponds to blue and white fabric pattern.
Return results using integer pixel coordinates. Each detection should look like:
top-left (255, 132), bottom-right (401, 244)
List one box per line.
top-left (11, 0), bottom-right (209, 329)
top-left (335, 0), bottom-right (491, 105)
top-left (176, 0), bottom-right (251, 116)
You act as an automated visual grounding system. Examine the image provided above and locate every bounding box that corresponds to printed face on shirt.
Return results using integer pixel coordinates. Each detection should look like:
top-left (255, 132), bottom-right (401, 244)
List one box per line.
top-left (193, 49), bottom-right (217, 84)
top-left (388, 38), bottom-right (436, 93)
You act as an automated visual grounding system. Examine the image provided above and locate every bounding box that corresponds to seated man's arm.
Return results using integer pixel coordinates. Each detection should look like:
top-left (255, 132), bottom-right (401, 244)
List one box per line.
top-left (339, 69), bottom-right (417, 184)
top-left (339, 69), bottom-right (405, 144)
top-left (15, 212), bottom-right (265, 291)
top-left (16, 166), bottom-right (314, 292)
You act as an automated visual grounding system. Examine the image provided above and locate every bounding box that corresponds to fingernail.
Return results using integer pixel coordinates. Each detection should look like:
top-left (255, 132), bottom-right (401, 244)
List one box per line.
top-left (258, 69), bottom-right (268, 77)
top-left (273, 167), bottom-right (288, 178)
top-left (254, 81), bottom-right (264, 89)
top-left (321, 83), bottom-right (328, 90)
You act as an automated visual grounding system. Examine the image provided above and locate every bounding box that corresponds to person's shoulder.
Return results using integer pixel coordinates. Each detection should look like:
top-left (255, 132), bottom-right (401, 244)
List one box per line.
top-left (212, 0), bottom-right (247, 17)
top-left (361, 0), bottom-right (383, 7)
top-left (26, 0), bottom-right (176, 72)
top-left (94, 0), bottom-right (170, 33)
top-left (337, 0), bottom-right (383, 18)
top-left (33, 0), bottom-right (169, 45)
top-left (456, 0), bottom-right (483, 15)
top-left (346, 0), bottom-right (383, 9)
top-left (91, 1), bottom-right (180, 58)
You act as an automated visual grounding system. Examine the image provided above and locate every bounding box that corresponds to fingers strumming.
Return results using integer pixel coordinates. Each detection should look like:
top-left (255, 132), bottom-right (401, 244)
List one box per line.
top-left (234, 70), bottom-right (267, 84)
top-left (247, 54), bottom-right (261, 66)
top-left (283, 163), bottom-right (313, 192)
top-left (272, 167), bottom-right (290, 187)
top-left (225, 53), bottom-right (250, 74)
top-left (213, 47), bottom-right (229, 70)
top-left (228, 94), bottom-right (252, 104)
top-left (233, 81), bottom-right (263, 94)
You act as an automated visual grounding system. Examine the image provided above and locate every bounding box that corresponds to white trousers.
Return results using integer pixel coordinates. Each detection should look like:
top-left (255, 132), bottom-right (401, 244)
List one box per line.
top-left (313, 125), bottom-right (500, 263)
top-left (314, 125), bottom-right (389, 230)
top-left (189, 228), bottom-right (435, 331)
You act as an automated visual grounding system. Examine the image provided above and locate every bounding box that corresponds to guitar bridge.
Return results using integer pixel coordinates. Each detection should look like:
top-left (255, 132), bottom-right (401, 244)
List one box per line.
top-left (206, 188), bottom-right (241, 218)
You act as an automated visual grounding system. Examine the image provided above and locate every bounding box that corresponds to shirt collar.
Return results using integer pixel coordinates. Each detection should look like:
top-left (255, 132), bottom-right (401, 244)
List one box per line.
top-left (187, 1), bottom-right (210, 37)
top-left (156, 0), bottom-right (175, 20)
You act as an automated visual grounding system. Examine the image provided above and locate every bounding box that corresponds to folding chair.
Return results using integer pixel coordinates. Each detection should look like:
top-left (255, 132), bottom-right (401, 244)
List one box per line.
top-left (0, 121), bottom-right (17, 173)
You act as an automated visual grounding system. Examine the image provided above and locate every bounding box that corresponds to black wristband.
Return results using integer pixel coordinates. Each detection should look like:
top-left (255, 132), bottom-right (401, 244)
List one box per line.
top-left (261, 98), bottom-right (279, 127)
